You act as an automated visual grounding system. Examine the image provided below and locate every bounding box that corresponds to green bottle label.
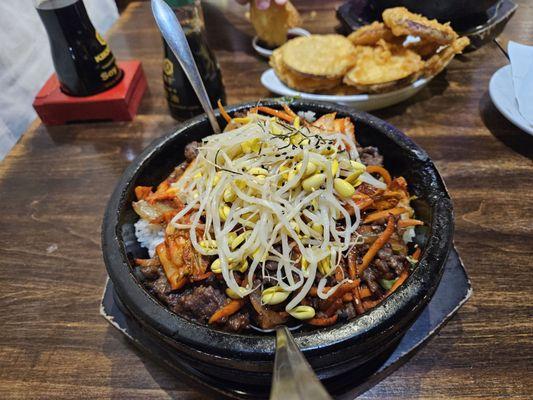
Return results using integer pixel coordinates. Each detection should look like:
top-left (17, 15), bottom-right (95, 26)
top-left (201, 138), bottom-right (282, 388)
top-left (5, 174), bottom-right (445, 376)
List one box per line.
top-left (164, 0), bottom-right (195, 7)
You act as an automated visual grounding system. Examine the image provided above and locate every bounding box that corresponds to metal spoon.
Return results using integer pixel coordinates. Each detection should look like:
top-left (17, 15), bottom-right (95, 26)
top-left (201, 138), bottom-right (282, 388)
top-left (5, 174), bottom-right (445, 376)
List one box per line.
top-left (152, 1), bottom-right (329, 396)
top-left (270, 326), bottom-right (332, 400)
top-left (151, 0), bottom-right (221, 134)
top-left (251, 321), bottom-right (331, 400)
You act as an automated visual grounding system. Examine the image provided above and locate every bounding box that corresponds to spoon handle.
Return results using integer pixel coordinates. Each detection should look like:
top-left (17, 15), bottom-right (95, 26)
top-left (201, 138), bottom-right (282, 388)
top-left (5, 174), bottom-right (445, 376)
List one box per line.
top-left (270, 326), bottom-right (333, 400)
top-left (151, 0), bottom-right (221, 133)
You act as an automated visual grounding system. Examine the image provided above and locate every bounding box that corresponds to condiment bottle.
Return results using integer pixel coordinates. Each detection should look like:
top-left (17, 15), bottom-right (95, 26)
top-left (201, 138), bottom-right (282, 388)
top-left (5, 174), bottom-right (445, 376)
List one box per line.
top-left (162, 0), bottom-right (226, 120)
top-left (34, 0), bottom-right (123, 96)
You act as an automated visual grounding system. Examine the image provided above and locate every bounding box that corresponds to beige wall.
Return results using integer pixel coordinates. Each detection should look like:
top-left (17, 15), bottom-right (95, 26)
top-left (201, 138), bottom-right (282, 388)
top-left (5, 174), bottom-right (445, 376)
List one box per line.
top-left (0, 0), bottom-right (119, 160)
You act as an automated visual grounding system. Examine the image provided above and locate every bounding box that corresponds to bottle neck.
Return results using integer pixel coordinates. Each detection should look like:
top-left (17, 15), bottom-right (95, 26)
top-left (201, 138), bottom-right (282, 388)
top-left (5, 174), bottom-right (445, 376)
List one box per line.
top-left (165, 0), bottom-right (204, 32)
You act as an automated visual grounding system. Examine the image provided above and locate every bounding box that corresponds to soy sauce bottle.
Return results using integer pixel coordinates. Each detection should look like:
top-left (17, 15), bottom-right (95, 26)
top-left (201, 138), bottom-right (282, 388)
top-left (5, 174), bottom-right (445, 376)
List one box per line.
top-left (162, 0), bottom-right (226, 120)
top-left (35, 0), bottom-right (123, 96)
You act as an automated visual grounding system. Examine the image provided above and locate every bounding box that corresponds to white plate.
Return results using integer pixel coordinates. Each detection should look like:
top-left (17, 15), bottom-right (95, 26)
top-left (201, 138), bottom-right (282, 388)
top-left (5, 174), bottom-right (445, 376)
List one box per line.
top-left (252, 28), bottom-right (311, 58)
top-left (260, 69), bottom-right (431, 111)
top-left (489, 64), bottom-right (533, 136)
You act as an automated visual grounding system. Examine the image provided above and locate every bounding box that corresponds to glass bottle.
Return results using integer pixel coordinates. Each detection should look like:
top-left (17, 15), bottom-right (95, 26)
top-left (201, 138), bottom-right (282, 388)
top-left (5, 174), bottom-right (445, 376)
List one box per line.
top-left (34, 0), bottom-right (123, 96)
top-left (162, 0), bottom-right (226, 120)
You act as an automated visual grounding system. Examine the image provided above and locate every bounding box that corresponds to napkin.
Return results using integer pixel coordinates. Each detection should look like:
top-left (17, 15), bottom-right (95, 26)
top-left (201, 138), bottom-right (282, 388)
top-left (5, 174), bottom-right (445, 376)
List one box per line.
top-left (508, 41), bottom-right (533, 127)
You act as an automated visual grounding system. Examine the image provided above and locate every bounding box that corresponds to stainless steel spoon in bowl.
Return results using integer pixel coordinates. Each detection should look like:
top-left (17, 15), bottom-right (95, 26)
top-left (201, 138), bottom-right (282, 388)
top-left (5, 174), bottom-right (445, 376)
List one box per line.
top-left (151, 1), bottom-right (331, 398)
top-left (270, 325), bottom-right (333, 400)
top-left (151, 0), bottom-right (221, 134)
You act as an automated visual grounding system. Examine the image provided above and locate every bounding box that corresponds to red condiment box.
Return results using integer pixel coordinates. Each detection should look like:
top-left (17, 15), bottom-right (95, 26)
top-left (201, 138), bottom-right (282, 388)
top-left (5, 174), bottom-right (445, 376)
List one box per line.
top-left (33, 60), bottom-right (147, 125)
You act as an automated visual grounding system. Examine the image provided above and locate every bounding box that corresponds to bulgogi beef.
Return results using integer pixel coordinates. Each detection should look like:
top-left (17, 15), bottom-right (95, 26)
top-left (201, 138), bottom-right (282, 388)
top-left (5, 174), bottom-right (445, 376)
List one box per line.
top-left (142, 270), bottom-right (250, 331)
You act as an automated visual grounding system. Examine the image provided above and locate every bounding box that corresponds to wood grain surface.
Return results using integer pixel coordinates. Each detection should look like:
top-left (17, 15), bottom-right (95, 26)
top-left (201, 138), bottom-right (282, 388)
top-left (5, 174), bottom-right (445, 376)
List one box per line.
top-left (1, 1), bottom-right (532, 399)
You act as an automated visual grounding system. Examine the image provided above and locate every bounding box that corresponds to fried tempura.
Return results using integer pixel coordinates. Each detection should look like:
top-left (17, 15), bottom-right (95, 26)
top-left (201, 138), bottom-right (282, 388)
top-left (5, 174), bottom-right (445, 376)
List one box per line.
top-left (250, 0), bottom-right (300, 48)
top-left (405, 40), bottom-right (441, 58)
top-left (382, 7), bottom-right (458, 45)
top-left (270, 48), bottom-right (341, 92)
top-left (268, 6), bottom-right (468, 95)
top-left (348, 21), bottom-right (401, 46)
top-left (343, 40), bottom-right (424, 93)
top-left (423, 37), bottom-right (470, 77)
top-left (280, 35), bottom-right (358, 79)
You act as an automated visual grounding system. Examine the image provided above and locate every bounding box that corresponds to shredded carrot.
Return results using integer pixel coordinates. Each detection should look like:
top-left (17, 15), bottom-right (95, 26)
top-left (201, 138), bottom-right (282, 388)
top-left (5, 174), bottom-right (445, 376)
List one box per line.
top-left (398, 219), bottom-right (424, 228)
top-left (356, 197), bottom-right (374, 211)
top-left (307, 314), bottom-right (338, 327)
top-left (352, 286), bottom-right (365, 315)
top-left (363, 207), bottom-right (407, 224)
top-left (256, 106), bottom-right (295, 123)
top-left (334, 265), bottom-right (343, 282)
top-left (386, 269), bottom-right (409, 296)
top-left (346, 196), bottom-right (373, 217)
top-left (357, 215), bottom-right (395, 274)
top-left (209, 300), bottom-right (244, 324)
top-left (332, 281), bottom-right (359, 299)
top-left (362, 298), bottom-right (382, 311)
top-left (382, 190), bottom-right (404, 199)
top-left (190, 272), bottom-right (213, 282)
top-left (359, 286), bottom-right (372, 298)
top-left (366, 165), bottom-right (392, 187)
top-left (412, 247), bottom-right (422, 261)
top-left (217, 99), bottom-right (231, 123)
top-left (325, 298), bottom-right (343, 317)
top-left (390, 176), bottom-right (408, 193)
top-left (281, 103), bottom-right (297, 118)
top-left (348, 250), bottom-right (357, 279)
top-left (308, 281), bottom-right (359, 298)
top-left (135, 186), bottom-right (152, 201)
top-left (373, 199), bottom-right (399, 211)
top-left (342, 293), bottom-right (353, 302)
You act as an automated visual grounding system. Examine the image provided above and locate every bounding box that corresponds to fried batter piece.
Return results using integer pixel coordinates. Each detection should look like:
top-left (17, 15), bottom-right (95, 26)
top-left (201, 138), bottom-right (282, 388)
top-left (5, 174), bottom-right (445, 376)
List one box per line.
top-left (423, 37), bottom-right (470, 77)
top-left (269, 6), bottom-right (467, 95)
top-left (405, 40), bottom-right (441, 58)
top-left (348, 21), bottom-right (402, 46)
top-left (280, 35), bottom-right (358, 79)
top-left (250, 0), bottom-right (300, 48)
top-left (382, 7), bottom-right (458, 46)
top-left (270, 47), bottom-right (341, 92)
top-left (343, 40), bottom-right (424, 93)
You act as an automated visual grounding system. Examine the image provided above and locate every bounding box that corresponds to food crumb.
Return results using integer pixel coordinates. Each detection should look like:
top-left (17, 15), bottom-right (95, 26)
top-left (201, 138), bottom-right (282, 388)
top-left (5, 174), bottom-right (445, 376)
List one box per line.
top-left (46, 244), bottom-right (58, 254)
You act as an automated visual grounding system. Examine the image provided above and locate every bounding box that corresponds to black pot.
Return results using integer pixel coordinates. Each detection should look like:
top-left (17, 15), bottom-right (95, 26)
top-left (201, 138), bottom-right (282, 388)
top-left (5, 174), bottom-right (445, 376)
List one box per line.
top-left (102, 100), bottom-right (454, 386)
top-left (369, 0), bottom-right (499, 25)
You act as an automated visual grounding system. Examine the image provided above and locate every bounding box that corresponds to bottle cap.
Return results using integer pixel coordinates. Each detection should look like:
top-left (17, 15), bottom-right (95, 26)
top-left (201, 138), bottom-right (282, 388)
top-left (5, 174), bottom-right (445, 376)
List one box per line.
top-left (164, 0), bottom-right (195, 7)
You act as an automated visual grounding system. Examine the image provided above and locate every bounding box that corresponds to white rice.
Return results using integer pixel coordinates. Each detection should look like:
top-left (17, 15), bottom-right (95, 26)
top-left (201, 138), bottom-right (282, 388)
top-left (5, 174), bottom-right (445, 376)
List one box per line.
top-left (134, 219), bottom-right (164, 258)
top-left (297, 110), bottom-right (316, 122)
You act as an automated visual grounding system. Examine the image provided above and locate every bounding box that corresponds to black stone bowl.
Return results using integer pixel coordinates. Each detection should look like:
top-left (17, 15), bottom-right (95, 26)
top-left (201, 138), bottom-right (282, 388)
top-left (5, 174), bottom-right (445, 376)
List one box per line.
top-left (102, 100), bottom-right (454, 386)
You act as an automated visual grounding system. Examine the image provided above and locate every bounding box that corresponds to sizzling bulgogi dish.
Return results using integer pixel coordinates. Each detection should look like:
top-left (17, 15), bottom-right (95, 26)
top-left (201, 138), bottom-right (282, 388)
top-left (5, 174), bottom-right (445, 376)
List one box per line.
top-left (133, 104), bottom-right (423, 332)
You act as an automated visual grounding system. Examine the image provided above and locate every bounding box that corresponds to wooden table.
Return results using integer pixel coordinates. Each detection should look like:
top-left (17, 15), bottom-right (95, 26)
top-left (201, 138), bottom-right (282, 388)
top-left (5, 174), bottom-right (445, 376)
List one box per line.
top-left (1, 1), bottom-right (532, 399)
